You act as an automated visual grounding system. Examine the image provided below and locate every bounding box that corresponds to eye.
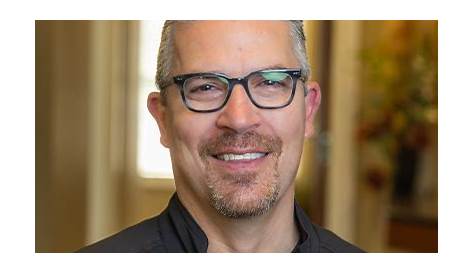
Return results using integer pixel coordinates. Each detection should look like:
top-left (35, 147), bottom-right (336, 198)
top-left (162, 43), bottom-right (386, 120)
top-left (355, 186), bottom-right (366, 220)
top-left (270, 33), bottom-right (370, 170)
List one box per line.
top-left (193, 84), bottom-right (216, 92)
top-left (253, 72), bottom-right (289, 88)
top-left (188, 83), bottom-right (224, 94)
top-left (185, 76), bottom-right (228, 95)
top-left (261, 79), bottom-right (282, 86)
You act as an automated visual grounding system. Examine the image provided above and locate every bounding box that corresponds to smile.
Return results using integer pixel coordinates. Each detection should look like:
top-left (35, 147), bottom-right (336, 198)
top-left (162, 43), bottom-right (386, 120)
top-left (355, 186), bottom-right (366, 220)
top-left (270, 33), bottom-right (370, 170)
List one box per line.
top-left (215, 152), bottom-right (268, 161)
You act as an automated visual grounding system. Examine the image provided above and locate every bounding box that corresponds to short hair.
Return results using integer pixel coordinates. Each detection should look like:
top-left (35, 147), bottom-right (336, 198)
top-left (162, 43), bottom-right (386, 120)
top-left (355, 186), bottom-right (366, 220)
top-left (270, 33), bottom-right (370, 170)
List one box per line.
top-left (155, 20), bottom-right (310, 100)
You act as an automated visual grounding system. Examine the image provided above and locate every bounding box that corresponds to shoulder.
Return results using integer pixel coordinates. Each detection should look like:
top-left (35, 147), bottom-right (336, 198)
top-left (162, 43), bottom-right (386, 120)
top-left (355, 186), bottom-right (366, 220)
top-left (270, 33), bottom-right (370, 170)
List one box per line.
top-left (313, 224), bottom-right (364, 253)
top-left (77, 215), bottom-right (164, 253)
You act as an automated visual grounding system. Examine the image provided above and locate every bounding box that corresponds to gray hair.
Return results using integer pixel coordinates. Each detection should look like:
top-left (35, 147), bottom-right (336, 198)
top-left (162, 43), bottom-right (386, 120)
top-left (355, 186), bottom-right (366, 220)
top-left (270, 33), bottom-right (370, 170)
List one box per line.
top-left (155, 20), bottom-right (310, 99)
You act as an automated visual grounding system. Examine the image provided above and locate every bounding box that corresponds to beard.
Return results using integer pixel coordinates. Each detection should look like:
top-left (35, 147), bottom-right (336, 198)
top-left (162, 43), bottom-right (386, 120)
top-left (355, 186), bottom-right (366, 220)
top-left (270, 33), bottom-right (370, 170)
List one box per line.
top-left (198, 131), bottom-right (283, 218)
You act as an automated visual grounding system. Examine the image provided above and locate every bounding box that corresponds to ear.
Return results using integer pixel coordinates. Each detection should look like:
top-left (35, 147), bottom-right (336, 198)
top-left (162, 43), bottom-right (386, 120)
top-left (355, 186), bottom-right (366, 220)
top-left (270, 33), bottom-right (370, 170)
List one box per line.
top-left (147, 92), bottom-right (171, 148)
top-left (303, 81), bottom-right (321, 138)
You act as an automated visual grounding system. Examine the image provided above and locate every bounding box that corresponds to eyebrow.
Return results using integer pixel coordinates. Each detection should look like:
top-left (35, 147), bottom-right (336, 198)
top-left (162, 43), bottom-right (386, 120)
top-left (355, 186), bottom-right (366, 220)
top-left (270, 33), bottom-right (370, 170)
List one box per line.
top-left (201, 64), bottom-right (293, 77)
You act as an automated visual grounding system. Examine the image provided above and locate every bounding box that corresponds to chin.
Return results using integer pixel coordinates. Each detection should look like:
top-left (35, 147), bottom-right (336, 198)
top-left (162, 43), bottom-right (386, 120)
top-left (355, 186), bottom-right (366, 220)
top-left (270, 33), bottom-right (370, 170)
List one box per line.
top-left (207, 172), bottom-right (281, 219)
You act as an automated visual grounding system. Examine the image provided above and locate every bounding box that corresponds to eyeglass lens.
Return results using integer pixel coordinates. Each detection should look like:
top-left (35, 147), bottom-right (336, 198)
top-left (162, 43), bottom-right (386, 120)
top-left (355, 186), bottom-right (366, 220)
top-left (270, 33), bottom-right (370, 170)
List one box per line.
top-left (182, 71), bottom-right (294, 111)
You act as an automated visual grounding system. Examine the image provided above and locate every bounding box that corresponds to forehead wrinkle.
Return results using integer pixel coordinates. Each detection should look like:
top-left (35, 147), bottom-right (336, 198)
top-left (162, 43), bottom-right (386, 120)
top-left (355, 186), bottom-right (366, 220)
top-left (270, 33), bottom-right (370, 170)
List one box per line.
top-left (172, 21), bottom-right (297, 78)
top-left (177, 64), bottom-right (296, 79)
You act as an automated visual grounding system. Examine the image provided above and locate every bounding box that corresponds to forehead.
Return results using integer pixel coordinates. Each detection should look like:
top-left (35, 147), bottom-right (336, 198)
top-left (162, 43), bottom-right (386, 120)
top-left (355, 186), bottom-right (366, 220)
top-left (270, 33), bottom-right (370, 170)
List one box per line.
top-left (172, 21), bottom-right (297, 77)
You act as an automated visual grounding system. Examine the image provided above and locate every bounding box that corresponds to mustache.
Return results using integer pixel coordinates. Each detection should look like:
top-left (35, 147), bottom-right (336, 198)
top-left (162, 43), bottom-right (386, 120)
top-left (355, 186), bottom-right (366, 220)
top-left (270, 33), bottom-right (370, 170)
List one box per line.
top-left (198, 131), bottom-right (282, 157)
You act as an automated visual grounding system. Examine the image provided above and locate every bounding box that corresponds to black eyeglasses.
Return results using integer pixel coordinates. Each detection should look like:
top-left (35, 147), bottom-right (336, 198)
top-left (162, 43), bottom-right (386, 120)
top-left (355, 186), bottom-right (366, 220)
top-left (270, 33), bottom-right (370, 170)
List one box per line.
top-left (169, 68), bottom-right (306, 113)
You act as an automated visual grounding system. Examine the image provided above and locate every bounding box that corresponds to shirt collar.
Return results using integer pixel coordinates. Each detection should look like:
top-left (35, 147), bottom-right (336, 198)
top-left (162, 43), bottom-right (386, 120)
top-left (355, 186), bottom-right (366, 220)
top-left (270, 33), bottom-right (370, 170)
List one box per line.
top-left (292, 201), bottom-right (321, 252)
top-left (166, 193), bottom-right (319, 252)
top-left (161, 193), bottom-right (208, 252)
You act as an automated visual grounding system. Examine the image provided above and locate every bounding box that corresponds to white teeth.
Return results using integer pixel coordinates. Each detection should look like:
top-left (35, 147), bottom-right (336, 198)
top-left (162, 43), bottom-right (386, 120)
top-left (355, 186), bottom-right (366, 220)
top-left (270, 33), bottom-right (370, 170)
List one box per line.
top-left (217, 152), bottom-right (266, 161)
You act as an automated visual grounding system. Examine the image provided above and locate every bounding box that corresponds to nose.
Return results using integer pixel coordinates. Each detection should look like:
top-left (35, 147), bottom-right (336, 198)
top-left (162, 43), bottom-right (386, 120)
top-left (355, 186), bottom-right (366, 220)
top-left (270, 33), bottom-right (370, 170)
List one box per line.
top-left (215, 84), bottom-right (261, 134)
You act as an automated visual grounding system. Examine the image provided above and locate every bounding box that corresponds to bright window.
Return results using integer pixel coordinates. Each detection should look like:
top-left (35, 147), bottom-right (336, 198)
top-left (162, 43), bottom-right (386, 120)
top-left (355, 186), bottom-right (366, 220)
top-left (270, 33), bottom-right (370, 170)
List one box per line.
top-left (136, 21), bottom-right (174, 178)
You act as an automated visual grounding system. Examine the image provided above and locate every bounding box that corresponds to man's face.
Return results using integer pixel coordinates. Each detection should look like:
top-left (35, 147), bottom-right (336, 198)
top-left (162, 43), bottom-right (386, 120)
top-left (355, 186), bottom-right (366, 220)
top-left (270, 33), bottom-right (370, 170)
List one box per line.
top-left (149, 21), bottom-right (319, 218)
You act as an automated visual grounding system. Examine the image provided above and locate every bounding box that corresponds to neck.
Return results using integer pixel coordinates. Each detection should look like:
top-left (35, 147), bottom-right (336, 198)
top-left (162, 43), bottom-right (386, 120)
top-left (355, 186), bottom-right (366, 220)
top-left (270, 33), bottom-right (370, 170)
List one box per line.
top-left (177, 187), bottom-right (299, 253)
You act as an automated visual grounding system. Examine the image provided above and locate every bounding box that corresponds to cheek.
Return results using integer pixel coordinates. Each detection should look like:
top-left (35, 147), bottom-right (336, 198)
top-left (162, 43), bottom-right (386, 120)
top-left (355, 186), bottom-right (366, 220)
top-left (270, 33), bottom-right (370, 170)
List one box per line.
top-left (167, 109), bottom-right (216, 170)
top-left (166, 96), bottom-right (202, 154)
top-left (265, 97), bottom-right (306, 146)
top-left (282, 111), bottom-right (306, 160)
top-left (262, 97), bottom-right (306, 177)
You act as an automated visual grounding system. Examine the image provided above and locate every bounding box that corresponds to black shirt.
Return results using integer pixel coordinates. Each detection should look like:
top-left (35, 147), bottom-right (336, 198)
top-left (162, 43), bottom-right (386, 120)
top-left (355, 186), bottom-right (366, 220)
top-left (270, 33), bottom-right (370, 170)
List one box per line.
top-left (79, 193), bottom-right (363, 253)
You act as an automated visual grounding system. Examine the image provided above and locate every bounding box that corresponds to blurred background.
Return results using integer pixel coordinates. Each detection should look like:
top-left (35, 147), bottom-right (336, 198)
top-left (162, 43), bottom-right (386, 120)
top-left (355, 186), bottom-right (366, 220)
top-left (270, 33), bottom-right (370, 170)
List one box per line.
top-left (36, 20), bottom-right (437, 252)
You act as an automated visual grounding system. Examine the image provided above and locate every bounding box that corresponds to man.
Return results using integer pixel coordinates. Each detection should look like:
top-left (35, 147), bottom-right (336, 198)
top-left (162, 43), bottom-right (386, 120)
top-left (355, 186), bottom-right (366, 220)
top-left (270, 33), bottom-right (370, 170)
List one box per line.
top-left (80, 20), bottom-right (362, 252)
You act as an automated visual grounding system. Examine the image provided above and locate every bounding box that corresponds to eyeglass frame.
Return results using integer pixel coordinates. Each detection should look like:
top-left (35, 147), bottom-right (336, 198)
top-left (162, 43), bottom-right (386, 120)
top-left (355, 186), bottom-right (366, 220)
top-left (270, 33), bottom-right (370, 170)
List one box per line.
top-left (165, 68), bottom-right (307, 113)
